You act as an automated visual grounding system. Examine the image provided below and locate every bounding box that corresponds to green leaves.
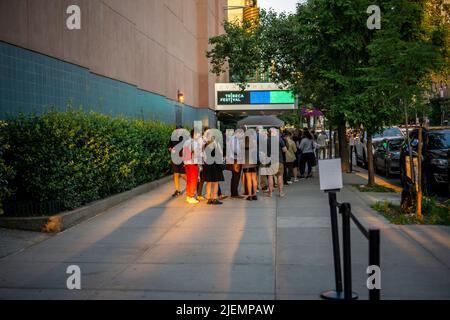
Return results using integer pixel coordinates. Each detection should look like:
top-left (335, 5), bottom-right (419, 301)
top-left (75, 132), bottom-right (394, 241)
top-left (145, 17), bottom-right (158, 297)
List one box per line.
top-left (207, 20), bottom-right (263, 88)
top-left (0, 110), bottom-right (173, 214)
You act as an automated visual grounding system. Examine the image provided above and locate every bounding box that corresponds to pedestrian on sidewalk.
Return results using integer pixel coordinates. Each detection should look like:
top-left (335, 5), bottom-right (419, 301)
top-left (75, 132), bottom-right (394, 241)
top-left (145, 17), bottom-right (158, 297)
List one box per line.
top-left (183, 129), bottom-right (201, 204)
top-left (317, 131), bottom-right (327, 160)
top-left (228, 129), bottom-right (245, 199)
top-left (197, 127), bottom-right (209, 201)
top-left (169, 125), bottom-right (186, 197)
top-left (292, 129), bottom-right (301, 182)
top-left (349, 130), bottom-right (356, 173)
top-left (203, 132), bottom-right (224, 205)
top-left (299, 129), bottom-right (316, 179)
top-left (262, 128), bottom-right (287, 198)
top-left (243, 133), bottom-right (258, 201)
top-left (283, 131), bottom-right (298, 184)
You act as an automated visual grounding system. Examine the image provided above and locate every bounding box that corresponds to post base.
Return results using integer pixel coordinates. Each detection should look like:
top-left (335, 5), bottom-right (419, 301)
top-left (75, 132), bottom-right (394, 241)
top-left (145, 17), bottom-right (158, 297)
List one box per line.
top-left (320, 290), bottom-right (358, 300)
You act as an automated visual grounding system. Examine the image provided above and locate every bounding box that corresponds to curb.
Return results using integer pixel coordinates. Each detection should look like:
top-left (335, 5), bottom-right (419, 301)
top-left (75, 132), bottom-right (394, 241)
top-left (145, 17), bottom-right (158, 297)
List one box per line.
top-left (0, 176), bottom-right (171, 233)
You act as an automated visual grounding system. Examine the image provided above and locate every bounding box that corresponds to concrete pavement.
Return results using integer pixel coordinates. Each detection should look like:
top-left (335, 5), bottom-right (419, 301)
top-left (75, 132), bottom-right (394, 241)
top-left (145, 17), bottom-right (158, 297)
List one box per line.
top-left (0, 172), bottom-right (449, 300)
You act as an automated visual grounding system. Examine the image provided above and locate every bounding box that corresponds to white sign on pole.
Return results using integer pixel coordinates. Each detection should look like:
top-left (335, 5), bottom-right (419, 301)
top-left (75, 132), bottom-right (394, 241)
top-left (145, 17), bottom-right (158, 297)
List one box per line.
top-left (319, 159), bottom-right (343, 191)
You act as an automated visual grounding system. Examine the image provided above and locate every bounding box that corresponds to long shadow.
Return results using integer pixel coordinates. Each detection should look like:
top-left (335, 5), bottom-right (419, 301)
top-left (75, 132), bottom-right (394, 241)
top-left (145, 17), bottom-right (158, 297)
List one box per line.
top-left (0, 179), bottom-right (193, 299)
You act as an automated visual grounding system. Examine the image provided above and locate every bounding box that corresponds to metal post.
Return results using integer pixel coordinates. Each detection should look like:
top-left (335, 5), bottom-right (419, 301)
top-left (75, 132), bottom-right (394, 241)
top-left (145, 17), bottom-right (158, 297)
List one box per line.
top-left (369, 229), bottom-right (381, 301)
top-left (320, 191), bottom-right (344, 300)
top-left (340, 203), bottom-right (357, 300)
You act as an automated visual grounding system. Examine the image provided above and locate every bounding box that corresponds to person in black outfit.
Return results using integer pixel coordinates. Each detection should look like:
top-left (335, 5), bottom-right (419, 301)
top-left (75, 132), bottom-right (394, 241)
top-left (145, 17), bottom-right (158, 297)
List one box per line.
top-left (168, 125), bottom-right (186, 197)
top-left (229, 130), bottom-right (244, 199)
top-left (203, 136), bottom-right (224, 205)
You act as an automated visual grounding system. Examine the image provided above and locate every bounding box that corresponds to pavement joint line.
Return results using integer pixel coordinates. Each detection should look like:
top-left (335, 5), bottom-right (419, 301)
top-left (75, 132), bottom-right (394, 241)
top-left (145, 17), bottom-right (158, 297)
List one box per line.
top-left (92, 200), bottom-right (198, 292)
top-left (4, 261), bottom-right (278, 266)
top-left (398, 226), bottom-right (450, 270)
top-left (91, 288), bottom-right (276, 295)
top-left (0, 234), bottom-right (55, 261)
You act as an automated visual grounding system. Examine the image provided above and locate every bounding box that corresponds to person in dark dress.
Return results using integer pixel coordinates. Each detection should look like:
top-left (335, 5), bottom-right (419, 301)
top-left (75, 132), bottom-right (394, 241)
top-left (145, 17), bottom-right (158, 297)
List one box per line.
top-left (168, 125), bottom-right (186, 197)
top-left (203, 136), bottom-right (224, 205)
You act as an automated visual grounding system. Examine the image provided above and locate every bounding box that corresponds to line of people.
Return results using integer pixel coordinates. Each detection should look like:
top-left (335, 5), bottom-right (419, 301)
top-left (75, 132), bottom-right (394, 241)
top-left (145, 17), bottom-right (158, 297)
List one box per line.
top-left (168, 126), bottom-right (321, 205)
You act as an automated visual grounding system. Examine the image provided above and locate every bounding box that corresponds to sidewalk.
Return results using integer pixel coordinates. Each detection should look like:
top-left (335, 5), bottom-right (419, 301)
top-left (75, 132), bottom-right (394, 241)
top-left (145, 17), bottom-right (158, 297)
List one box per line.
top-left (0, 172), bottom-right (449, 300)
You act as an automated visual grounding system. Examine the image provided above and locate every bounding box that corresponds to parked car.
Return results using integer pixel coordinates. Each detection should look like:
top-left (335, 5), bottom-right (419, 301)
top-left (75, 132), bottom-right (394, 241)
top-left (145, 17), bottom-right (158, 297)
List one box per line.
top-left (400, 127), bottom-right (450, 194)
top-left (374, 138), bottom-right (404, 178)
top-left (356, 127), bottom-right (404, 168)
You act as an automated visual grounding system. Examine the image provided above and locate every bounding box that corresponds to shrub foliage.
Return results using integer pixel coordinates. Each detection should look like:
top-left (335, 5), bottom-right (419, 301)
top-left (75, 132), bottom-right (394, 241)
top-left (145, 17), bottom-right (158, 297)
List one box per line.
top-left (0, 110), bottom-right (173, 214)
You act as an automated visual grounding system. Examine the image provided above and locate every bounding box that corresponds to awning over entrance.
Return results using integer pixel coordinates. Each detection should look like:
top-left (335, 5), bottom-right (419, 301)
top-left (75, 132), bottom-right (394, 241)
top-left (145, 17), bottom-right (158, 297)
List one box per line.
top-left (237, 115), bottom-right (285, 128)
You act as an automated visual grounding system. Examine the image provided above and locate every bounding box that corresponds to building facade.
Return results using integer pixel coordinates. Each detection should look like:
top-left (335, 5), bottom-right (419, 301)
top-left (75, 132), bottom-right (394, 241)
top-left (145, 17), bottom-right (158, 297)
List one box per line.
top-left (0, 0), bottom-right (228, 127)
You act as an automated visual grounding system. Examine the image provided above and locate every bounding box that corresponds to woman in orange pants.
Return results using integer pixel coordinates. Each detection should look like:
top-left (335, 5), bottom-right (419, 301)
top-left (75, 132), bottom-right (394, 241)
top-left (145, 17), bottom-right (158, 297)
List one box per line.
top-left (183, 129), bottom-right (200, 204)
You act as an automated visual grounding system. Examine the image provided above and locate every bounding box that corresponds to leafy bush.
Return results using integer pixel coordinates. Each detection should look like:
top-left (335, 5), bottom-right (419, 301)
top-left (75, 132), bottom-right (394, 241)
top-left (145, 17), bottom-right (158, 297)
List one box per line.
top-left (0, 122), bottom-right (15, 214)
top-left (0, 110), bottom-right (173, 215)
top-left (371, 199), bottom-right (450, 225)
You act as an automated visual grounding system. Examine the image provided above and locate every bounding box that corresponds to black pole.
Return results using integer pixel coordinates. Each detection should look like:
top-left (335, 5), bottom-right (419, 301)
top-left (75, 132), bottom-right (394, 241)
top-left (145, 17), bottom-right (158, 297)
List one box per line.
top-left (320, 191), bottom-right (344, 300)
top-left (330, 192), bottom-right (343, 293)
top-left (340, 203), bottom-right (354, 300)
top-left (369, 229), bottom-right (381, 301)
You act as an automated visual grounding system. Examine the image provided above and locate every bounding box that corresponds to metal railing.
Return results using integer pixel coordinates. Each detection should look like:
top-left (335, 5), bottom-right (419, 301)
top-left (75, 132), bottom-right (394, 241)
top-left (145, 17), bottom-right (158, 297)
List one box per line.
top-left (321, 191), bottom-right (381, 301)
top-left (2, 199), bottom-right (64, 217)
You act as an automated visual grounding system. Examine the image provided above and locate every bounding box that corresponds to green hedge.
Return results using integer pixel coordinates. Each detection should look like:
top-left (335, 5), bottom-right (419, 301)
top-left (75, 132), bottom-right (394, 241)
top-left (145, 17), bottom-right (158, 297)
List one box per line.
top-left (0, 110), bottom-right (173, 215)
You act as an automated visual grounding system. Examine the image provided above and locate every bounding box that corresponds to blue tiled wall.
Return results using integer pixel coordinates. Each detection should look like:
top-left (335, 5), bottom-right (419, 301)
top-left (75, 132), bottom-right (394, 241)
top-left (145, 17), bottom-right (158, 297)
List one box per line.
top-left (0, 41), bottom-right (216, 127)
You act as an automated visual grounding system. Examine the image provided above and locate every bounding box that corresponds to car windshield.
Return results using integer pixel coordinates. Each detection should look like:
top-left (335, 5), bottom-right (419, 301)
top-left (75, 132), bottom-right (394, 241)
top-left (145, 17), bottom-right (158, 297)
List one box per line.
top-left (371, 128), bottom-right (402, 139)
top-left (428, 131), bottom-right (450, 150)
top-left (389, 140), bottom-right (403, 151)
top-left (383, 128), bottom-right (402, 137)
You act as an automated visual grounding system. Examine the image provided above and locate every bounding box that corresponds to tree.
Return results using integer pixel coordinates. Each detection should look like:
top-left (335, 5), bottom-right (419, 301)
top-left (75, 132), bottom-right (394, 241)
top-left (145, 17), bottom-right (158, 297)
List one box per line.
top-left (360, 0), bottom-right (449, 188)
top-left (206, 0), bottom-right (449, 185)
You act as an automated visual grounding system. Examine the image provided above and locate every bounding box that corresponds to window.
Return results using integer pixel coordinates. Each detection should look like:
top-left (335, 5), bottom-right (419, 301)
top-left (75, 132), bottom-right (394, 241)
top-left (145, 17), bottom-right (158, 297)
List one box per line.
top-left (388, 139), bottom-right (403, 151)
top-left (427, 131), bottom-right (450, 150)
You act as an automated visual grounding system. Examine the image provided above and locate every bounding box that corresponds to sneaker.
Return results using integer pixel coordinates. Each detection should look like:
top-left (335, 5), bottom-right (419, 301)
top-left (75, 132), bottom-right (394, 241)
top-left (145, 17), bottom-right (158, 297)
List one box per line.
top-left (287, 181), bottom-right (293, 185)
top-left (279, 193), bottom-right (286, 198)
top-left (197, 196), bottom-right (206, 201)
top-left (172, 191), bottom-right (181, 197)
top-left (246, 196), bottom-right (253, 201)
top-left (186, 197), bottom-right (199, 204)
top-left (212, 199), bottom-right (223, 205)
top-left (294, 178), bottom-right (299, 183)
top-left (252, 195), bottom-right (258, 201)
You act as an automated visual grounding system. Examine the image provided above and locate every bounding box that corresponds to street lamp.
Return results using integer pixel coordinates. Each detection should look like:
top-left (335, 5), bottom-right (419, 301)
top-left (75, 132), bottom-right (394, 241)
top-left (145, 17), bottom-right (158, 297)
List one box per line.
top-left (177, 90), bottom-right (185, 104)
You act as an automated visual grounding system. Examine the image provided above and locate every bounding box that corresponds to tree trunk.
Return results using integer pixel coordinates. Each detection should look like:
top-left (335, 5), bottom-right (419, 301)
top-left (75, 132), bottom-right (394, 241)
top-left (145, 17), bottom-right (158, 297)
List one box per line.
top-left (417, 126), bottom-right (423, 219)
top-left (367, 134), bottom-right (375, 187)
top-left (338, 120), bottom-right (350, 172)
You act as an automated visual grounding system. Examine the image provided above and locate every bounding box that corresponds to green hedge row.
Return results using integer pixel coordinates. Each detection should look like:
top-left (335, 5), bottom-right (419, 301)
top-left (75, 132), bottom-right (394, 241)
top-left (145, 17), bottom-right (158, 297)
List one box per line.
top-left (0, 110), bottom-right (173, 215)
